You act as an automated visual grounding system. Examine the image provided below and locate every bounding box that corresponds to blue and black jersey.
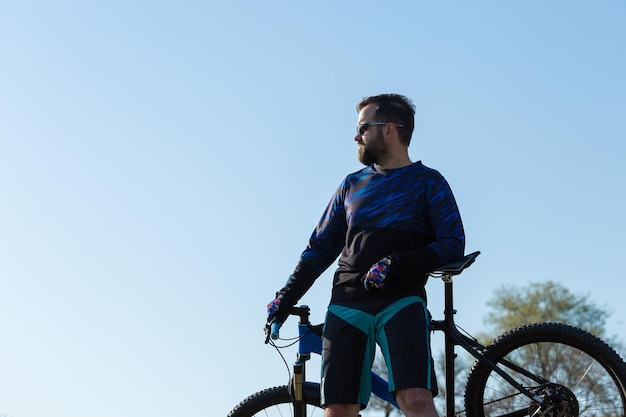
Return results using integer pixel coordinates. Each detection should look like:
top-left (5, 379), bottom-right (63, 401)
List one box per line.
top-left (283, 161), bottom-right (465, 305)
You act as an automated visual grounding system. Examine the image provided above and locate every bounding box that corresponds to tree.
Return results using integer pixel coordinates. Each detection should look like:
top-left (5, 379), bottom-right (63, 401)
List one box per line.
top-left (476, 280), bottom-right (625, 416)
top-left (480, 280), bottom-right (623, 353)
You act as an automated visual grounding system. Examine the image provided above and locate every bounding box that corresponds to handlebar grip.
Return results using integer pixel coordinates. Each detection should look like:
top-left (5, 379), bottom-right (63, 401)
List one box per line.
top-left (270, 321), bottom-right (282, 340)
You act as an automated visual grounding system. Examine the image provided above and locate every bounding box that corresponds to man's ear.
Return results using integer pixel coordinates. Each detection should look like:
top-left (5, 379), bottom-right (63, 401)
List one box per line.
top-left (383, 123), bottom-right (397, 142)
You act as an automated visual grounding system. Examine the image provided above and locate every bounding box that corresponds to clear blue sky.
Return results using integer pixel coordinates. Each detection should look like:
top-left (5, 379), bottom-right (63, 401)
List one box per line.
top-left (1, 1), bottom-right (625, 417)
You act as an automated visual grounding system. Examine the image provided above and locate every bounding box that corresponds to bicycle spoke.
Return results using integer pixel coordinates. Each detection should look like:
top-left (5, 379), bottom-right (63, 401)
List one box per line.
top-left (464, 323), bottom-right (626, 417)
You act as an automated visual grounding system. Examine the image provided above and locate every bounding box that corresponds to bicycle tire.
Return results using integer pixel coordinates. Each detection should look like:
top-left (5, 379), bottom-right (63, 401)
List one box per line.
top-left (227, 385), bottom-right (323, 417)
top-left (464, 322), bottom-right (626, 417)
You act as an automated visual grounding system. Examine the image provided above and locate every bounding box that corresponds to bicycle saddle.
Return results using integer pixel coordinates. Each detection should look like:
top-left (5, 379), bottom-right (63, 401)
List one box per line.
top-left (431, 251), bottom-right (480, 276)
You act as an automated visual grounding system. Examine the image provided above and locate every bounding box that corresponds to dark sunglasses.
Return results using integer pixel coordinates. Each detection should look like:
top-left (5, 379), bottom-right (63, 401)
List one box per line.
top-left (357, 122), bottom-right (404, 136)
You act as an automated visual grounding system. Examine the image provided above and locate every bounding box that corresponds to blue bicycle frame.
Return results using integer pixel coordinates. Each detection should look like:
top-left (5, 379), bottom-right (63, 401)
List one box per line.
top-left (270, 306), bottom-right (400, 410)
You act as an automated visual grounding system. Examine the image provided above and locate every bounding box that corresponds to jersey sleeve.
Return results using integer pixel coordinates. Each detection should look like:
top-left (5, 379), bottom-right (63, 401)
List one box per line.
top-left (425, 174), bottom-right (465, 263)
top-left (276, 182), bottom-right (348, 306)
top-left (394, 173), bottom-right (465, 278)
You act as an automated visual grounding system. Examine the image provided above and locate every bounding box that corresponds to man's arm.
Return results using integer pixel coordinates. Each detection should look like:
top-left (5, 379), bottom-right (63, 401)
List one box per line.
top-left (365, 174), bottom-right (465, 287)
top-left (268, 185), bottom-right (347, 323)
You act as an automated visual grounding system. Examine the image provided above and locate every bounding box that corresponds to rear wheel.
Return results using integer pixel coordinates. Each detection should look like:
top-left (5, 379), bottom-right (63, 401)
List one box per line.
top-left (227, 385), bottom-right (324, 417)
top-left (464, 322), bottom-right (626, 417)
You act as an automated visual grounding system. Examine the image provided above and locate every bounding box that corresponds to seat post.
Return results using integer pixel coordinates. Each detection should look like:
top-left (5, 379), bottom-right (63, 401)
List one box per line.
top-left (442, 274), bottom-right (457, 417)
top-left (443, 274), bottom-right (456, 324)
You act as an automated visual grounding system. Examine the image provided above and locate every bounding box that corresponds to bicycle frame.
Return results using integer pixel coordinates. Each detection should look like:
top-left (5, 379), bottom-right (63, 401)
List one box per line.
top-left (275, 252), bottom-right (548, 417)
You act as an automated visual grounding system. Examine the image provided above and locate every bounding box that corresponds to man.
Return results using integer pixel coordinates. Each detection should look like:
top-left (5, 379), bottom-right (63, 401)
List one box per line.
top-left (266, 94), bottom-right (465, 417)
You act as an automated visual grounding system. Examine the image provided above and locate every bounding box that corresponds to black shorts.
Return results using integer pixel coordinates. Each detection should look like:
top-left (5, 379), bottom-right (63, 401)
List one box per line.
top-left (321, 296), bottom-right (437, 407)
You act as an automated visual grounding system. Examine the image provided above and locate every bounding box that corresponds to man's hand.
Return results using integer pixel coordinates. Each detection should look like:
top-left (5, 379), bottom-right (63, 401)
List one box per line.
top-left (265, 274), bottom-right (299, 337)
top-left (266, 297), bottom-right (282, 323)
top-left (363, 256), bottom-right (393, 290)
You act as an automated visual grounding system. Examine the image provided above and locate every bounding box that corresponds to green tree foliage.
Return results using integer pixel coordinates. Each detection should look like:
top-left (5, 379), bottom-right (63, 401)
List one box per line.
top-left (485, 281), bottom-right (607, 336)
top-left (482, 280), bottom-right (623, 354)
top-left (477, 281), bottom-right (625, 417)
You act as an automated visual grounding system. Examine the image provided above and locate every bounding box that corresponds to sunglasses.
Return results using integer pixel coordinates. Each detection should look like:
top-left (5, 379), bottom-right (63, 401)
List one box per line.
top-left (357, 122), bottom-right (404, 136)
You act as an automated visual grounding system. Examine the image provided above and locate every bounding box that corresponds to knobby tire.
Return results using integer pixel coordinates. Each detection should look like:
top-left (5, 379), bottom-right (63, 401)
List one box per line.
top-left (227, 385), bottom-right (323, 417)
top-left (464, 322), bottom-right (626, 417)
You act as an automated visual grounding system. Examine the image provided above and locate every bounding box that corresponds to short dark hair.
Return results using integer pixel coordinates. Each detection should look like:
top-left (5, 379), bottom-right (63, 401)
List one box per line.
top-left (356, 94), bottom-right (415, 145)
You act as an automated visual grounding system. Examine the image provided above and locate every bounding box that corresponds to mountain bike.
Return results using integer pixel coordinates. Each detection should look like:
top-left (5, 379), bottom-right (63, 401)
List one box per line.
top-left (227, 251), bottom-right (626, 417)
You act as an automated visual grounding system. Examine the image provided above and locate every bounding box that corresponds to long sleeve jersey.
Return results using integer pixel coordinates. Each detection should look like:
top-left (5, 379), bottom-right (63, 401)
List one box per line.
top-left (281, 161), bottom-right (465, 305)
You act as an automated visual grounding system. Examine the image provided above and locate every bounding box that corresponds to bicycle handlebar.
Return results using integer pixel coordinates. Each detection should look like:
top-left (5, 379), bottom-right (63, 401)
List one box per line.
top-left (263, 321), bottom-right (283, 344)
top-left (270, 321), bottom-right (281, 340)
top-left (265, 305), bottom-right (312, 343)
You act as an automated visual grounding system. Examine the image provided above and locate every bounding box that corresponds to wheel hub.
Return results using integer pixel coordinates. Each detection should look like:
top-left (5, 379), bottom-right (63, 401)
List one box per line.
top-left (529, 383), bottom-right (579, 417)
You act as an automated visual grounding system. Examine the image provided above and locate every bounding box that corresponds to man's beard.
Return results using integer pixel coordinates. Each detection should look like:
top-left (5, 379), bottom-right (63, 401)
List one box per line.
top-left (357, 131), bottom-right (387, 166)
top-left (358, 146), bottom-right (377, 166)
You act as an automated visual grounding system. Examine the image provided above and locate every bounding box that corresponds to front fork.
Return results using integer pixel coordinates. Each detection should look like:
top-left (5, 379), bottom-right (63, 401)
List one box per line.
top-left (292, 359), bottom-right (307, 416)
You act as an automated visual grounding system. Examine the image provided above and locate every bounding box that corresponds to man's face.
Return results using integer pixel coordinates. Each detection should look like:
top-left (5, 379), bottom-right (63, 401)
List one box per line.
top-left (355, 104), bottom-right (388, 166)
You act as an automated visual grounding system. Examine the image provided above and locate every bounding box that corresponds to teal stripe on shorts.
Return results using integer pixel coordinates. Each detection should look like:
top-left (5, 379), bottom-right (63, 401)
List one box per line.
top-left (324, 296), bottom-right (430, 405)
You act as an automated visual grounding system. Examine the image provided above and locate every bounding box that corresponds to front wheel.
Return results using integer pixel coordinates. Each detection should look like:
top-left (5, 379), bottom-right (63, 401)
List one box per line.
top-left (464, 322), bottom-right (626, 417)
top-left (227, 384), bottom-right (323, 417)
